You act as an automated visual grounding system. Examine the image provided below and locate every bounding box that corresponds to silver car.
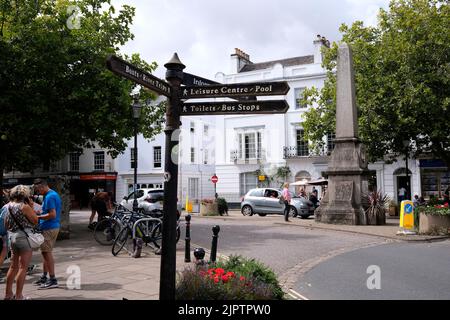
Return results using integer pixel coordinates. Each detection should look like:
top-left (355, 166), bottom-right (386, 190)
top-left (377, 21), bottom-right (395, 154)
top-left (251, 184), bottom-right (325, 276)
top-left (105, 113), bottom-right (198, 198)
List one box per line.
top-left (240, 188), bottom-right (315, 218)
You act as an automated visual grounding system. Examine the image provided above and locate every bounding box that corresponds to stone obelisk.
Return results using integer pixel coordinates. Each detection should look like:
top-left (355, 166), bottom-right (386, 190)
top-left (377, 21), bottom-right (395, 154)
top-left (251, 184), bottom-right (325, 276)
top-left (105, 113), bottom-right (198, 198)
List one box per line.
top-left (315, 43), bottom-right (369, 225)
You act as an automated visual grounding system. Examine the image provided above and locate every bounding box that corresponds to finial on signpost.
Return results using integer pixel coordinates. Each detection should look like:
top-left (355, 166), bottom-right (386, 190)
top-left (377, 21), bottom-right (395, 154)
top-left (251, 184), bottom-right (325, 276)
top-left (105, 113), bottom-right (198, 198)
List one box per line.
top-left (165, 53), bottom-right (186, 82)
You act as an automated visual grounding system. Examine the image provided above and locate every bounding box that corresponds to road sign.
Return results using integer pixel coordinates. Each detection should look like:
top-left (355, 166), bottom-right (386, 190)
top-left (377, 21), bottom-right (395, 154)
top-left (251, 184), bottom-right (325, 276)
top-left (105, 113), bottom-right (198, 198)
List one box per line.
top-left (181, 100), bottom-right (289, 116)
top-left (182, 72), bottom-right (220, 86)
top-left (106, 55), bottom-right (172, 97)
top-left (211, 175), bottom-right (218, 184)
top-left (400, 200), bottom-right (415, 230)
top-left (181, 81), bottom-right (289, 99)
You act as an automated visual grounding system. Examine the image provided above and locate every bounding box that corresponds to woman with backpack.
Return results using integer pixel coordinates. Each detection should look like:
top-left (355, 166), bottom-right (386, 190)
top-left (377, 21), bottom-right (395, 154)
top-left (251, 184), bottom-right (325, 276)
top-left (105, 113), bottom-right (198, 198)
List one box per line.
top-left (3, 185), bottom-right (39, 300)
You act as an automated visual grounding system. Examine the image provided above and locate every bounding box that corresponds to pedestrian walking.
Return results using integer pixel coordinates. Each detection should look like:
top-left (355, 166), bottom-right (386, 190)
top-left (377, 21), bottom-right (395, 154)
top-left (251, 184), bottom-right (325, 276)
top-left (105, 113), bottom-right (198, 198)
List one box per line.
top-left (88, 191), bottom-right (112, 229)
top-left (282, 183), bottom-right (292, 222)
top-left (3, 185), bottom-right (39, 300)
top-left (398, 186), bottom-right (407, 203)
top-left (32, 179), bottom-right (61, 290)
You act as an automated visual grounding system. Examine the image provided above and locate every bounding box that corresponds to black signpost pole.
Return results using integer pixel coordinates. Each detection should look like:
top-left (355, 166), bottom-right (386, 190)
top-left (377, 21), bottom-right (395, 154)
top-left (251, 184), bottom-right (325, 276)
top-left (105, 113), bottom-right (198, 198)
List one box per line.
top-left (160, 53), bottom-right (185, 301)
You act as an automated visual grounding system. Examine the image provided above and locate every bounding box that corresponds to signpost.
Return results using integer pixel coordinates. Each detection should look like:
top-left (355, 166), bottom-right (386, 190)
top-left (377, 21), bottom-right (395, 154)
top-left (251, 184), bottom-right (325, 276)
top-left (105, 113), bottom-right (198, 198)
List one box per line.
top-left (181, 81), bottom-right (289, 99)
top-left (106, 53), bottom-right (290, 300)
top-left (106, 55), bottom-right (172, 97)
top-left (181, 100), bottom-right (289, 116)
top-left (211, 174), bottom-right (218, 197)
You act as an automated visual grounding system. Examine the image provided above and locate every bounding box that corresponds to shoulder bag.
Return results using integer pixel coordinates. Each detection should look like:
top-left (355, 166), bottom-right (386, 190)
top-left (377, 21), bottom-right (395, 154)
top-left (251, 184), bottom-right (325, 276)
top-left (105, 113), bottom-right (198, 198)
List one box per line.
top-left (8, 206), bottom-right (44, 249)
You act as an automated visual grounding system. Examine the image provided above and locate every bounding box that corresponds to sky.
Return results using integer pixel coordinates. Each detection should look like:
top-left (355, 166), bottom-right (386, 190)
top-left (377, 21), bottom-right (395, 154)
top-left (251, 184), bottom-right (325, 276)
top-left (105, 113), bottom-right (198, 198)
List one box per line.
top-left (112, 0), bottom-right (390, 80)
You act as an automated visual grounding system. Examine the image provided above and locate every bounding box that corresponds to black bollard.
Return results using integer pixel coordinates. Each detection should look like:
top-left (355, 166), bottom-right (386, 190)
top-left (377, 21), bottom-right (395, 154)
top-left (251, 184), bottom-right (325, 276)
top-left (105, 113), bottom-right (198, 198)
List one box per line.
top-left (210, 225), bottom-right (220, 263)
top-left (193, 247), bottom-right (206, 267)
top-left (184, 214), bottom-right (191, 262)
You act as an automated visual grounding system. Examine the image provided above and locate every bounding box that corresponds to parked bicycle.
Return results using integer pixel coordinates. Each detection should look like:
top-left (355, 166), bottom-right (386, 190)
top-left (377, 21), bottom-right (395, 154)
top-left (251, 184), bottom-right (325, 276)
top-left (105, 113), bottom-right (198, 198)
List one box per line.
top-left (111, 209), bottom-right (182, 256)
top-left (93, 203), bottom-right (131, 246)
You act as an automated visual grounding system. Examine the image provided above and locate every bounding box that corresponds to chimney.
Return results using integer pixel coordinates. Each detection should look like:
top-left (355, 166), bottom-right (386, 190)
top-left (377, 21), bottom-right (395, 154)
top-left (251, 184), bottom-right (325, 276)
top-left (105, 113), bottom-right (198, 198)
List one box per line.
top-left (230, 48), bottom-right (252, 73)
top-left (313, 34), bottom-right (330, 64)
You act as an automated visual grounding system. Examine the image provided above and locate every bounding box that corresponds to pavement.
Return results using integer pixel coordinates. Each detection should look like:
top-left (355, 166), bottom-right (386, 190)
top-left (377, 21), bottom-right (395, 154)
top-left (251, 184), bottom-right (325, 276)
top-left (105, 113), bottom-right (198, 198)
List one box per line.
top-left (0, 210), bottom-right (190, 300)
top-left (1, 208), bottom-right (446, 300)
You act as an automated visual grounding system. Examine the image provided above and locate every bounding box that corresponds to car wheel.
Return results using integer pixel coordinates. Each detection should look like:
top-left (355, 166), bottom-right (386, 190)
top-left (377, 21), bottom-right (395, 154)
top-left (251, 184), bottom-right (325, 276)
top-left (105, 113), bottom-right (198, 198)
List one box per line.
top-left (300, 214), bottom-right (310, 219)
top-left (241, 205), bottom-right (253, 216)
top-left (289, 206), bottom-right (298, 218)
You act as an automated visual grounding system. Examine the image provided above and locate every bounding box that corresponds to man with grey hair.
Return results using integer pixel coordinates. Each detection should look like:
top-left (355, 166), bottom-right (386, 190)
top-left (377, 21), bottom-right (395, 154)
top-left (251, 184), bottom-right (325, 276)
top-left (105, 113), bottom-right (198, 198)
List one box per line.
top-left (32, 178), bottom-right (61, 290)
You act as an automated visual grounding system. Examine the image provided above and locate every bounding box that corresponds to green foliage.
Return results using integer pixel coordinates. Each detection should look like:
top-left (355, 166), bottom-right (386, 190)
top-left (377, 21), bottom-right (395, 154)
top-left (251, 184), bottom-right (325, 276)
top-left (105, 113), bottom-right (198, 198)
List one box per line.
top-left (362, 190), bottom-right (390, 225)
top-left (213, 255), bottom-right (284, 299)
top-left (0, 0), bottom-right (166, 175)
top-left (175, 266), bottom-right (279, 300)
top-left (416, 205), bottom-right (450, 216)
top-left (301, 0), bottom-right (450, 165)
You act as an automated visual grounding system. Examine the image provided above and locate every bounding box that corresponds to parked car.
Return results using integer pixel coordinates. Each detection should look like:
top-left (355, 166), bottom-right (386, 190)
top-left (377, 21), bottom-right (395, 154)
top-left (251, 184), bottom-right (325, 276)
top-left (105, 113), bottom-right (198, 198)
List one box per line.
top-left (120, 188), bottom-right (182, 213)
top-left (240, 188), bottom-right (315, 218)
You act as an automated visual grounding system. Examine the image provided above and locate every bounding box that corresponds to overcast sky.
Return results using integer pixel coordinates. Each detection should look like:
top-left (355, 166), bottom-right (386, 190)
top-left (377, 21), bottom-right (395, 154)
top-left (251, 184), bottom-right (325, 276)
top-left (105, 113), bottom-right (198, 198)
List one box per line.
top-left (112, 0), bottom-right (390, 80)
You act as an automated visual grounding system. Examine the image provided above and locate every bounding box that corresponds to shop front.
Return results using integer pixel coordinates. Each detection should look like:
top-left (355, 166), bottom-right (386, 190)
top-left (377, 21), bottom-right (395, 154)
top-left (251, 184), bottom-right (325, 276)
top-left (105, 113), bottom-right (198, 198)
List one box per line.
top-left (420, 159), bottom-right (450, 200)
top-left (69, 173), bottom-right (117, 209)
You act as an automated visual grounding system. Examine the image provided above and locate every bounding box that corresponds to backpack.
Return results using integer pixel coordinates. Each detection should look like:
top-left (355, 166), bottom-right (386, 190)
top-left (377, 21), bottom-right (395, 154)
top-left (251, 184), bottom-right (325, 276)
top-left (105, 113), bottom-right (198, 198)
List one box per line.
top-left (0, 204), bottom-right (8, 236)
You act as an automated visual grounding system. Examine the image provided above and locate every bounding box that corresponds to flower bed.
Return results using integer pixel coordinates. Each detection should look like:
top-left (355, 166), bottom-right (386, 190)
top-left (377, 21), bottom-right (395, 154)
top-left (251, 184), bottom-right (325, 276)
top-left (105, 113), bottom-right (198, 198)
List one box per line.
top-left (176, 255), bottom-right (284, 300)
top-left (200, 199), bottom-right (219, 216)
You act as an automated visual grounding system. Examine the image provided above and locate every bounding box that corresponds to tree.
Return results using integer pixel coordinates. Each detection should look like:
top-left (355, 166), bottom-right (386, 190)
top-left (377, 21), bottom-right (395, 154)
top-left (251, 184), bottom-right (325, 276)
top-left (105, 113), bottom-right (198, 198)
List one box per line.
top-left (0, 0), bottom-right (166, 196)
top-left (301, 0), bottom-right (450, 165)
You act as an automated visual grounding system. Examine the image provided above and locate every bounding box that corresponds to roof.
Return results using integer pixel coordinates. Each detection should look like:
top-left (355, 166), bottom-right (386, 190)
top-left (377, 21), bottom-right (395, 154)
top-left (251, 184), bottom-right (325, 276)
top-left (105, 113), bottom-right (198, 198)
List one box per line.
top-left (239, 55), bottom-right (314, 73)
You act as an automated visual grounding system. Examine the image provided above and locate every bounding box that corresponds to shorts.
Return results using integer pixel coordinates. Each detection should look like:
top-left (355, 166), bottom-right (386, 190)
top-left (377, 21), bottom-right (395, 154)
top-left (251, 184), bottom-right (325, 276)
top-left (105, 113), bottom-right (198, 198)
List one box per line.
top-left (40, 229), bottom-right (60, 253)
top-left (93, 199), bottom-right (108, 217)
top-left (9, 231), bottom-right (32, 253)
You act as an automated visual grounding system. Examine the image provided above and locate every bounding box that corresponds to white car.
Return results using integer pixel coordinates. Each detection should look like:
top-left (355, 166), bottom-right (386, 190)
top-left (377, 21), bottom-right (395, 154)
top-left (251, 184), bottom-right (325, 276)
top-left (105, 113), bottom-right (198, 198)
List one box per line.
top-left (120, 188), bottom-right (182, 213)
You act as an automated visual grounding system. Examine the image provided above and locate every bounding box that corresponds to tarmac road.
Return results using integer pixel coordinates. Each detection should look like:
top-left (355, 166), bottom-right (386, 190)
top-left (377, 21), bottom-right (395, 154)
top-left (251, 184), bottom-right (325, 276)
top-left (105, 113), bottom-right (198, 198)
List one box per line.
top-left (294, 239), bottom-right (450, 300)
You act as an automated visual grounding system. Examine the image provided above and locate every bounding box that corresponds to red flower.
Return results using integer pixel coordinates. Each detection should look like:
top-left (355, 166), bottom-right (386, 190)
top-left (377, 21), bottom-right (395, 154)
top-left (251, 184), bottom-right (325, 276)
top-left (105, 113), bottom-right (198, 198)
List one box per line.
top-left (221, 275), bottom-right (230, 283)
top-left (215, 268), bottom-right (225, 275)
top-left (225, 271), bottom-right (235, 278)
top-left (207, 268), bottom-right (215, 275)
top-left (239, 276), bottom-right (246, 281)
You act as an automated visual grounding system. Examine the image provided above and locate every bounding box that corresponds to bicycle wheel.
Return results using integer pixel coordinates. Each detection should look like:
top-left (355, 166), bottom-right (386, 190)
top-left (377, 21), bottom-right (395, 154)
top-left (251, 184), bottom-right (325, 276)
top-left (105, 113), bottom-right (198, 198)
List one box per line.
top-left (112, 226), bottom-right (131, 256)
top-left (94, 219), bottom-right (120, 246)
top-left (150, 223), bottom-right (163, 249)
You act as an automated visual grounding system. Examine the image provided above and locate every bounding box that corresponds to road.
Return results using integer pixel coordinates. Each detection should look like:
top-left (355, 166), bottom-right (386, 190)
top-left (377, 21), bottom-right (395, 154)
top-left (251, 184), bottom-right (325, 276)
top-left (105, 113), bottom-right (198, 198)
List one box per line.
top-left (294, 240), bottom-right (450, 300)
top-left (181, 213), bottom-right (450, 300)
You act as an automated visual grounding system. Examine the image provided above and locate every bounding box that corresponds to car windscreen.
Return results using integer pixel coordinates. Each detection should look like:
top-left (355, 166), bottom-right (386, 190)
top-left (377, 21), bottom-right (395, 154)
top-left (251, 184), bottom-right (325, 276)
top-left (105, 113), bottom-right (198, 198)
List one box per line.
top-left (146, 191), bottom-right (164, 203)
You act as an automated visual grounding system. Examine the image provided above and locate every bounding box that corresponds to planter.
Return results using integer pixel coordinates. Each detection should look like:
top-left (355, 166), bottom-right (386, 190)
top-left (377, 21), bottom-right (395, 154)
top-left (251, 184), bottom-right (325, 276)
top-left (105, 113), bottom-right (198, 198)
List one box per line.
top-left (419, 213), bottom-right (450, 234)
top-left (388, 205), bottom-right (398, 216)
top-left (200, 202), bottom-right (219, 216)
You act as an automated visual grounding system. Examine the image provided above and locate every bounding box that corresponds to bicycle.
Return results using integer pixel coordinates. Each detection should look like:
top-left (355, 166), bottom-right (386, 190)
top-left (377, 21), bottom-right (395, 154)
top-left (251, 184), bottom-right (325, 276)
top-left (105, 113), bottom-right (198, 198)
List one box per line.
top-left (93, 203), bottom-right (131, 246)
top-left (111, 209), bottom-right (162, 256)
top-left (111, 209), bottom-right (182, 256)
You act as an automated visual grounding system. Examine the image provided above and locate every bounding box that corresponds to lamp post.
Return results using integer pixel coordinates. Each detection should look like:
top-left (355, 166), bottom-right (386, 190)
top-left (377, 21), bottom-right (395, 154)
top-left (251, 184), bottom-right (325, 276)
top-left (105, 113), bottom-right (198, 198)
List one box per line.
top-left (132, 98), bottom-right (142, 212)
top-left (402, 139), bottom-right (410, 200)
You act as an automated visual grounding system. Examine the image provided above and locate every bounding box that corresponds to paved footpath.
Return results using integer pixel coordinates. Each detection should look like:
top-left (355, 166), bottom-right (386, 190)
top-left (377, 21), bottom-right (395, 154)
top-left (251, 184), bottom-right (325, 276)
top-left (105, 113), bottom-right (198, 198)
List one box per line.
top-left (0, 210), bottom-right (189, 300)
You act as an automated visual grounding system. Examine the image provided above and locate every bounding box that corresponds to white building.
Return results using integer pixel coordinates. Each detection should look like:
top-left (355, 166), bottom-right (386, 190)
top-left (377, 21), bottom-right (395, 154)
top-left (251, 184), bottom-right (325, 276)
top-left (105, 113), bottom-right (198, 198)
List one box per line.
top-left (213, 35), bottom-right (423, 206)
top-left (114, 115), bottom-right (217, 210)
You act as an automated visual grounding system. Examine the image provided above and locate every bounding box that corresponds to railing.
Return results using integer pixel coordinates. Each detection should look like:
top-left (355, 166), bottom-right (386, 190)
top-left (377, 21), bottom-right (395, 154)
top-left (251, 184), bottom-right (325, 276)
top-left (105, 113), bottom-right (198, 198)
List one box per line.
top-left (283, 146), bottom-right (330, 159)
top-left (230, 149), bottom-right (266, 164)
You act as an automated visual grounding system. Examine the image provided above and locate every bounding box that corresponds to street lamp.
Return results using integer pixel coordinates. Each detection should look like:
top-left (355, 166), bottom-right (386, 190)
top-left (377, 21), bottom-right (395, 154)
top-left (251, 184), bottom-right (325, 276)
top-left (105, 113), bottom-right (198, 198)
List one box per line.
top-left (132, 98), bottom-right (142, 212)
top-left (403, 139), bottom-right (410, 200)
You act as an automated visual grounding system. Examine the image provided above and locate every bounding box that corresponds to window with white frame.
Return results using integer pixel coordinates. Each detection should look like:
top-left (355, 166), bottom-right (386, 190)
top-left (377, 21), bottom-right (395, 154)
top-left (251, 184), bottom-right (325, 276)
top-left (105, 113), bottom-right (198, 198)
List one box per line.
top-left (237, 130), bottom-right (263, 160)
top-left (190, 147), bottom-right (195, 163)
top-left (130, 148), bottom-right (136, 169)
top-left (295, 87), bottom-right (306, 109)
top-left (327, 132), bottom-right (336, 154)
top-left (69, 152), bottom-right (80, 172)
top-left (239, 172), bottom-right (258, 196)
top-left (188, 178), bottom-right (199, 200)
top-left (94, 151), bottom-right (105, 171)
top-left (153, 146), bottom-right (162, 168)
top-left (296, 129), bottom-right (309, 156)
top-left (204, 149), bottom-right (208, 164)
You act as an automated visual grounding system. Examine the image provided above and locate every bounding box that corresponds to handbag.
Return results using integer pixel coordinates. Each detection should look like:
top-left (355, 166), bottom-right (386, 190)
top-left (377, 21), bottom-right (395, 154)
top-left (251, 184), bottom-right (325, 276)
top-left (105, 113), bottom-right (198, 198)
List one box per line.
top-left (8, 206), bottom-right (44, 249)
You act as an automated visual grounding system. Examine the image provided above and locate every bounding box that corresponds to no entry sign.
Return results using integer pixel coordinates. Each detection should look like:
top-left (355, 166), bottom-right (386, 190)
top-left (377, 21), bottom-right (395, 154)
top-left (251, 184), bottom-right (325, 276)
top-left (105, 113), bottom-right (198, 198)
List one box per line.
top-left (211, 175), bottom-right (218, 184)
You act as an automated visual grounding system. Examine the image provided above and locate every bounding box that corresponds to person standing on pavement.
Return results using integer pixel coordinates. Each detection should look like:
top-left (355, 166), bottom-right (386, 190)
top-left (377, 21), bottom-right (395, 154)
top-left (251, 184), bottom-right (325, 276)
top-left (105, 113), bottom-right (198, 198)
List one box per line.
top-left (282, 183), bottom-right (292, 222)
top-left (32, 179), bottom-right (61, 290)
top-left (3, 185), bottom-right (39, 300)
